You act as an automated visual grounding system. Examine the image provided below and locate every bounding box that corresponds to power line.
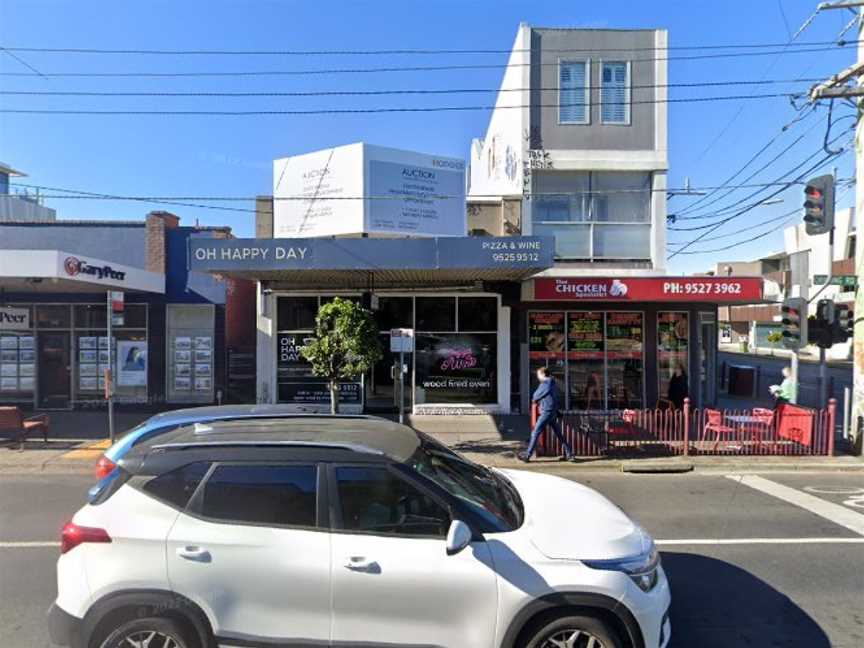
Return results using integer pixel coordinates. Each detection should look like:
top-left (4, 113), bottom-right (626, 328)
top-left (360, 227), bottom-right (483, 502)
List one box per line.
top-left (668, 207), bottom-right (799, 244)
top-left (0, 44), bottom-right (857, 78)
top-left (0, 39), bottom-right (858, 56)
top-left (0, 77), bottom-right (826, 98)
top-left (11, 179), bottom-right (833, 202)
top-left (668, 140), bottom-right (851, 258)
top-left (671, 217), bottom-right (797, 254)
top-left (0, 92), bottom-right (803, 116)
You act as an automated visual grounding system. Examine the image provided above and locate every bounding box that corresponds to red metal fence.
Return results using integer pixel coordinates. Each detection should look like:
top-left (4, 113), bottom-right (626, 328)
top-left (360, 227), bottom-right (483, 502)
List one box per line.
top-left (532, 398), bottom-right (836, 458)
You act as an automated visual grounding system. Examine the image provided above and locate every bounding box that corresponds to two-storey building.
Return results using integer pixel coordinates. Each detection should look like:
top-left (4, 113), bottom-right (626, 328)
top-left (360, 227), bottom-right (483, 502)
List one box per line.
top-left (469, 25), bottom-right (762, 411)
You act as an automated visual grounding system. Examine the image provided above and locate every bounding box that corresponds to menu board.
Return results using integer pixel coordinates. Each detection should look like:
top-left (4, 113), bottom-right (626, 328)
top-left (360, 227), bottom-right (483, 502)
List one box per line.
top-left (172, 335), bottom-right (213, 392)
top-left (606, 312), bottom-right (643, 359)
top-left (528, 312), bottom-right (565, 359)
top-left (567, 312), bottom-right (604, 359)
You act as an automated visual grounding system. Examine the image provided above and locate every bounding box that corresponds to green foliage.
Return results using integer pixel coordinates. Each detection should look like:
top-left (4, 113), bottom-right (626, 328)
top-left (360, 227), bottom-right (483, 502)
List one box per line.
top-left (301, 298), bottom-right (382, 412)
top-left (766, 331), bottom-right (783, 345)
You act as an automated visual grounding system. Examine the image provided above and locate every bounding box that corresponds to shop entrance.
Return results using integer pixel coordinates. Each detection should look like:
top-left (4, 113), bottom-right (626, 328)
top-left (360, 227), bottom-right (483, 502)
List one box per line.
top-left (38, 332), bottom-right (71, 409)
top-left (699, 313), bottom-right (718, 407)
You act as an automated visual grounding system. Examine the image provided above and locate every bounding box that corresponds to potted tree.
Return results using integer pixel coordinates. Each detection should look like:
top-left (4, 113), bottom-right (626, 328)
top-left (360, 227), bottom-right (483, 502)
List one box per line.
top-left (766, 330), bottom-right (783, 356)
top-left (301, 297), bottom-right (382, 414)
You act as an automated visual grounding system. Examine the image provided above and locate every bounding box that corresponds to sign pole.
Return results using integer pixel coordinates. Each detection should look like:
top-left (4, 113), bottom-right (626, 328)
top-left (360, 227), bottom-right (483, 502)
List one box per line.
top-left (106, 291), bottom-right (115, 443)
top-left (399, 348), bottom-right (405, 425)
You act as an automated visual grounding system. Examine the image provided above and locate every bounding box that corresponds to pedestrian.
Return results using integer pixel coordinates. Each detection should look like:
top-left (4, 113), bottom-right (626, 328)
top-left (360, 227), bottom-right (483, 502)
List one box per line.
top-left (769, 366), bottom-right (796, 406)
top-left (667, 362), bottom-right (688, 410)
top-left (518, 367), bottom-right (574, 462)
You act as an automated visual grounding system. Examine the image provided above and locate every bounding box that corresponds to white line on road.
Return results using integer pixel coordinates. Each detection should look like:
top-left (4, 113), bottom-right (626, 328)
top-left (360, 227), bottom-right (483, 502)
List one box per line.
top-left (726, 474), bottom-right (864, 536)
top-left (0, 541), bottom-right (59, 548)
top-left (656, 537), bottom-right (864, 545)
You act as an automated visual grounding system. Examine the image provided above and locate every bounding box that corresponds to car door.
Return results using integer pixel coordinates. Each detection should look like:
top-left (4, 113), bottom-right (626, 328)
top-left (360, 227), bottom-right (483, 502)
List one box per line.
top-left (166, 462), bottom-right (332, 645)
top-left (329, 463), bottom-right (498, 648)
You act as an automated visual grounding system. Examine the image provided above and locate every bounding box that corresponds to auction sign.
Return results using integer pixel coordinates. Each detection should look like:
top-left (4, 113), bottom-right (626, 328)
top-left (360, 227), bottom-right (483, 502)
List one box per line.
top-left (273, 143), bottom-right (466, 238)
top-left (534, 277), bottom-right (763, 302)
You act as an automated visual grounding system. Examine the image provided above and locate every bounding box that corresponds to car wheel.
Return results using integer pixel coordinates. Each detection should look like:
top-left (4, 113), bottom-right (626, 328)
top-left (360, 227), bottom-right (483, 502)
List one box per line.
top-left (525, 613), bottom-right (623, 648)
top-left (97, 616), bottom-right (193, 648)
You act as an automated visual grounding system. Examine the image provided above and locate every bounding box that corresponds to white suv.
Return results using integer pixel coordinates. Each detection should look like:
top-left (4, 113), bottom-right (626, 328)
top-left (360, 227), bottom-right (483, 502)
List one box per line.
top-left (49, 416), bottom-right (671, 648)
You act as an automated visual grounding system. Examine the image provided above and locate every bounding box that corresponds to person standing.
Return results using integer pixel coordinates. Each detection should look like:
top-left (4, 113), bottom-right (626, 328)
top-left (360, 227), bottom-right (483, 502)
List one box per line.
top-left (769, 366), bottom-right (797, 406)
top-left (667, 362), bottom-right (688, 410)
top-left (519, 367), bottom-right (573, 462)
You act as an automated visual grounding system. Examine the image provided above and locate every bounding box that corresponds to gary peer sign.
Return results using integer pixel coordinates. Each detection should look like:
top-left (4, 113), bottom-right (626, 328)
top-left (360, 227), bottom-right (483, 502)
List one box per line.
top-left (0, 307), bottom-right (29, 331)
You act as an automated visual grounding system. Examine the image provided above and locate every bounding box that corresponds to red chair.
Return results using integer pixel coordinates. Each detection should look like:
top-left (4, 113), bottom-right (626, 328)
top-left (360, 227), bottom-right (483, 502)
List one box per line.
top-left (608, 409), bottom-right (639, 440)
top-left (704, 409), bottom-right (736, 451)
top-left (746, 408), bottom-right (775, 450)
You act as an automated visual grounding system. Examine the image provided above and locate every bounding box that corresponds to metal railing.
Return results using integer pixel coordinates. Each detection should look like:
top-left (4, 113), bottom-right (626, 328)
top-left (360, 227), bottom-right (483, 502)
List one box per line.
top-left (531, 398), bottom-right (836, 457)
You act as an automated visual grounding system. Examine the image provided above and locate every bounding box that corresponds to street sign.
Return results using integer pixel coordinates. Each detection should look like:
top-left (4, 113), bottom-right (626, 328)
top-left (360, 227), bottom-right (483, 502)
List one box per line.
top-left (390, 328), bottom-right (415, 353)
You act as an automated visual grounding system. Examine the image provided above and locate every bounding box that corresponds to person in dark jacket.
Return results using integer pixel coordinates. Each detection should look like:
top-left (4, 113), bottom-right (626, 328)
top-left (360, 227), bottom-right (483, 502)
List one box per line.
top-left (667, 363), bottom-right (688, 410)
top-left (518, 367), bottom-right (573, 462)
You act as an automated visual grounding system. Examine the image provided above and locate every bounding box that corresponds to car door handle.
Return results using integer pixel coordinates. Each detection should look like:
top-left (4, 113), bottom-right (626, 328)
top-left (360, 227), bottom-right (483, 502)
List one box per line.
top-left (177, 546), bottom-right (211, 562)
top-left (344, 556), bottom-right (379, 572)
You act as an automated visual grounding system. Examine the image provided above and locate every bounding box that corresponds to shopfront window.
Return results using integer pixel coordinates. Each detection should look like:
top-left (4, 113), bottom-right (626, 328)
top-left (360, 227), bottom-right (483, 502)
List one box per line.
top-left (416, 297), bottom-right (456, 331)
top-left (276, 296), bottom-right (362, 407)
top-left (0, 333), bottom-right (35, 400)
top-left (528, 310), bottom-right (645, 411)
top-left (658, 312), bottom-right (689, 405)
top-left (527, 312), bottom-right (566, 398)
top-left (567, 312), bottom-right (605, 410)
top-left (166, 304), bottom-right (214, 404)
top-left (36, 305), bottom-right (71, 329)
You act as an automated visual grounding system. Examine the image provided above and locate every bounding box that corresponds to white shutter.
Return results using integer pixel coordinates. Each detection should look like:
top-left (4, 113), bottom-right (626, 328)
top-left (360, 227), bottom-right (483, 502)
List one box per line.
top-left (559, 61), bottom-right (588, 124)
top-left (601, 62), bottom-right (629, 124)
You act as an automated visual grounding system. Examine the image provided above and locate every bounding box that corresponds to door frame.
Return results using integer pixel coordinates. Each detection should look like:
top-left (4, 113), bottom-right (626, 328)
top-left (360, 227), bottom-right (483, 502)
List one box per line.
top-left (37, 331), bottom-right (72, 410)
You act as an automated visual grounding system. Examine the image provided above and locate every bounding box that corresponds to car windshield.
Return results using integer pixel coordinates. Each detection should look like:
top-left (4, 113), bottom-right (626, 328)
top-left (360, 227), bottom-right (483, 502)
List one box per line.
top-left (406, 435), bottom-right (523, 532)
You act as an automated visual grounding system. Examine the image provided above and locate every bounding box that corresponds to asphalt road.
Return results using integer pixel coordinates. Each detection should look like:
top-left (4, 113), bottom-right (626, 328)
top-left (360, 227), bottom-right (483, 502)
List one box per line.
top-left (2, 471), bottom-right (864, 648)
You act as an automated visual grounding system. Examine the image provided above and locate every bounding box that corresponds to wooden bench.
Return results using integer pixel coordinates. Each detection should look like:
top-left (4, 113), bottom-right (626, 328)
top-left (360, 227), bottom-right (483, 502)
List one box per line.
top-left (0, 406), bottom-right (50, 449)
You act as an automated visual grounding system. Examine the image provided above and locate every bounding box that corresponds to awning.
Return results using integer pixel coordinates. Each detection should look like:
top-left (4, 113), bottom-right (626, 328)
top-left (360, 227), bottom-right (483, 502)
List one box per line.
top-left (0, 250), bottom-right (165, 293)
top-left (188, 236), bottom-right (554, 288)
top-left (529, 276), bottom-right (765, 304)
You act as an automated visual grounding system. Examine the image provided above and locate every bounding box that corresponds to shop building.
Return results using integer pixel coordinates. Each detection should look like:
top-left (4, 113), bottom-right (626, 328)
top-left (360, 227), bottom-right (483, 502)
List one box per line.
top-left (0, 211), bottom-right (250, 409)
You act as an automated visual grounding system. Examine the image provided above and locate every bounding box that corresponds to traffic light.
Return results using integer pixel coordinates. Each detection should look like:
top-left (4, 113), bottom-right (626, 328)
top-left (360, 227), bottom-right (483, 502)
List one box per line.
top-left (832, 304), bottom-right (853, 344)
top-left (781, 297), bottom-right (808, 350)
top-left (803, 174), bottom-right (835, 235)
top-left (814, 299), bottom-right (836, 348)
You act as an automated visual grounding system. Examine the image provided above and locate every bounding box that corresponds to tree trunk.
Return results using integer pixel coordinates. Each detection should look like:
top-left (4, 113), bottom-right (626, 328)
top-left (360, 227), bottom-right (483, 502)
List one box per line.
top-left (330, 380), bottom-right (339, 415)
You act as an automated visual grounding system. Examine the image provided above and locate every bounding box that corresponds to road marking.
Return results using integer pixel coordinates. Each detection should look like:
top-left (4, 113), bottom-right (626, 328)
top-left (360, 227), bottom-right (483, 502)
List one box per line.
top-left (0, 541), bottom-right (59, 548)
top-left (726, 474), bottom-right (864, 536)
top-left (656, 537), bottom-right (864, 545)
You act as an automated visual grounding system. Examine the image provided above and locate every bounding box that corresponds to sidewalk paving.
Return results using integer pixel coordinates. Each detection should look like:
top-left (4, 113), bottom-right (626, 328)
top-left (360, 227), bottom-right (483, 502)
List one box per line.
top-left (2, 411), bottom-right (862, 475)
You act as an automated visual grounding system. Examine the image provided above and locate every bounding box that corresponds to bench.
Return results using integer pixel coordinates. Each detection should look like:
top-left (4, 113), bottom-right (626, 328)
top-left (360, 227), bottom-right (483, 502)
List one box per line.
top-left (0, 406), bottom-right (50, 449)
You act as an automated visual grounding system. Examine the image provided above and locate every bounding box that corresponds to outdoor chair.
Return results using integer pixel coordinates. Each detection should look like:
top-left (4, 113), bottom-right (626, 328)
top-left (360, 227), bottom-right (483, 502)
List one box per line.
top-left (607, 409), bottom-right (640, 443)
top-left (0, 406), bottom-right (50, 450)
top-left (704, 408), bottom-right (736, 451)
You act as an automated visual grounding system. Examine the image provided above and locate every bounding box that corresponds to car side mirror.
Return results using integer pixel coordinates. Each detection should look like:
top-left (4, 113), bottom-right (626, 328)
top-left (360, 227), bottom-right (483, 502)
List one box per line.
top-left (445, 519), bottom-right (472, 555)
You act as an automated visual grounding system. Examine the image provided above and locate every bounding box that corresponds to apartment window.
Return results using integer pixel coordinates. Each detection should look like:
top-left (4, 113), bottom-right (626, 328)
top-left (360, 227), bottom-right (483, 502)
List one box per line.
top-left (559, 60), bottom-right (589, 124)
top-left (531, 171), bottom-right (651, 260)
top-left (601, 61), bottom-right (630, 124)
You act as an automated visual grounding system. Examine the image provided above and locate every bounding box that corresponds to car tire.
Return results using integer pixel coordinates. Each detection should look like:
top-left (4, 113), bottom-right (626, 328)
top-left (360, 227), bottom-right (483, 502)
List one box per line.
top-left (524, 613), bottom-right (623, 648)
top-left (97, 616), bottom-right (194, 648)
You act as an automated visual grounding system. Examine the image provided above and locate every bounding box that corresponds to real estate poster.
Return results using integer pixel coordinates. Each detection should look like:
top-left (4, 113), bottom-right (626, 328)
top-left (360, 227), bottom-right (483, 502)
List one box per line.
top-left (117, 340), bottom-right (147, 387)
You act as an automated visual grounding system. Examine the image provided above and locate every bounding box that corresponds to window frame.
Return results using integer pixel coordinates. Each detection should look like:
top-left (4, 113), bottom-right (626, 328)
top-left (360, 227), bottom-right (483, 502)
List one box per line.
top-left (183, 460), bottom-right (328, 532)
top-left (327, 462), bottom-right (454, 540)
top-left (599, 59), bottom-right (631, 126)
top-left (558, 58), bottom-right (591, 125)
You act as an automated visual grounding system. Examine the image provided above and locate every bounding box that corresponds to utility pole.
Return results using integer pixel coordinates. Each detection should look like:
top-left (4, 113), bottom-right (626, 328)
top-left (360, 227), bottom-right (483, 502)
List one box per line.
top-left (808, 0), bottom-right (864, 450)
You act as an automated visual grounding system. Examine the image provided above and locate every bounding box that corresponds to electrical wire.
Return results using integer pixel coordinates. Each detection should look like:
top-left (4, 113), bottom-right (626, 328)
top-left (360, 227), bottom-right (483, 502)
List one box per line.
top-left (0, 92), bottom-right (803, 116)
top-left (0, 77), bottom-right (827, 98)
top-left (1, 39), bottom-right (858, 56)
top-left (0, 44), bottom-right (857, 77)
top-left (668, 207), bottom-right (799, 244)
top-left (671, 217), bottom-right (797, 254)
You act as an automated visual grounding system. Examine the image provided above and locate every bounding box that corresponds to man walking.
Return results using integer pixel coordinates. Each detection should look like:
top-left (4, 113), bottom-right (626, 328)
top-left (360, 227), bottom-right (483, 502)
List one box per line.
top-left (518, 367), bottom-right (573, 462)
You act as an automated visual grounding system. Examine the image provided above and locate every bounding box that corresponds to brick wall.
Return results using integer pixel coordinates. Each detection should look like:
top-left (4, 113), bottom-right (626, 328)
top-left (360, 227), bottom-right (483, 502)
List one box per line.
top-left (256, 196), bottom-right (274, 238)
top-left (145, 211), bottom-right (180, 274)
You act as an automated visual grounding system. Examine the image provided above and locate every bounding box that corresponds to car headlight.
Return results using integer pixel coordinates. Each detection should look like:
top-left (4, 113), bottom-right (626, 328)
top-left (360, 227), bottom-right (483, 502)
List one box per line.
top-left (582, 545), bottom-right (660, 592)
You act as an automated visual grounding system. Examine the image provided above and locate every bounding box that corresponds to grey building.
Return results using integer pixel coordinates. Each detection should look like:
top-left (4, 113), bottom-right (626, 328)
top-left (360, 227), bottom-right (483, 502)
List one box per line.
top-left (0, 162), bottom-right (57, 222)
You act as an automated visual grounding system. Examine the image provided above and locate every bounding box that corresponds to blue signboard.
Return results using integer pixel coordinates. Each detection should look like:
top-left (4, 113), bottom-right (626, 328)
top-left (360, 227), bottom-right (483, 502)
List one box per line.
top-left (188, 236), bottom-right (554, 273)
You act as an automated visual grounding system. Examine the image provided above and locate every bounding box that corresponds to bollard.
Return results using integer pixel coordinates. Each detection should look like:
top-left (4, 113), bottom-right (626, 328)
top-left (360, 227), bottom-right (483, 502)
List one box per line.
top-left (827, 398), bottom-right (837, 456)
top-left (682, 397), bottom-right (691, 456)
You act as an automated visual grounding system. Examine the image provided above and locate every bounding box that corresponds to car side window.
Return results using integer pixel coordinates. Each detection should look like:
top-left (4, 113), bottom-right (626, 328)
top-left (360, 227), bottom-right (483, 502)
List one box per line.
top-left (335, 466), bottom-right (449, 537)
top-left (200, 464), bottom-right (317, 527)
top-left (143, 461), bottom-right (211, 509)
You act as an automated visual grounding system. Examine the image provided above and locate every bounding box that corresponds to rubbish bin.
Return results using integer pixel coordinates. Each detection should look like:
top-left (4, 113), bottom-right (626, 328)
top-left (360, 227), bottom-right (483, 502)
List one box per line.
top-left (728, 364), bottom-right (756, 397)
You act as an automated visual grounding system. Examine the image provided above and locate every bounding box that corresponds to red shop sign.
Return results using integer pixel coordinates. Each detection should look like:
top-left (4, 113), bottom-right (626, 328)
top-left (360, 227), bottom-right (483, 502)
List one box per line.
top-left (534, 277), bottom-right (763, 302)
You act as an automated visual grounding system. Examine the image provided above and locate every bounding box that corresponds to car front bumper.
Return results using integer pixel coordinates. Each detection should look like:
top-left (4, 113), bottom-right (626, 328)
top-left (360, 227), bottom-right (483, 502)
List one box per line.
top-left (47, 602), bottom-right (84, 648)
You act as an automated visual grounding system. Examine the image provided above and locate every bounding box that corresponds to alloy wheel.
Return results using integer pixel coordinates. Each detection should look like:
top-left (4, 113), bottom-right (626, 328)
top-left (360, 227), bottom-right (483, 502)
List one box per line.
top-left (541, 629), bottom-right (608, 648)
top-left (119, 630), bottom-right (182, 648)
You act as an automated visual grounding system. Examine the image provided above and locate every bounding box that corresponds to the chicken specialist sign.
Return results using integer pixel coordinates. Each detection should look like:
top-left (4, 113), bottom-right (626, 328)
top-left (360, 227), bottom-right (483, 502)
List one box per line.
top-left (534, 277), bottom-right (763, 302)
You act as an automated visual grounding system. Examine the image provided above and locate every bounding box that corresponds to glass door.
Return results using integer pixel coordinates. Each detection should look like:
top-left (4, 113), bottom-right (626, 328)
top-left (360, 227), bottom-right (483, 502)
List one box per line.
top-left (38, 332), bottom-right (71, 409)
top-left (700, 314), bottom-right (717, 407)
